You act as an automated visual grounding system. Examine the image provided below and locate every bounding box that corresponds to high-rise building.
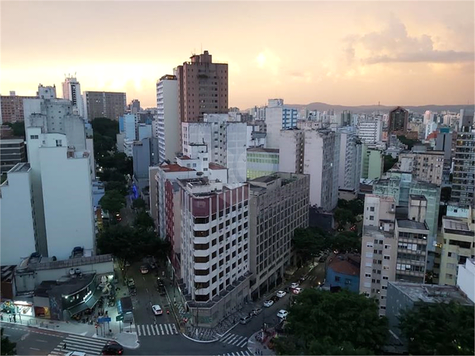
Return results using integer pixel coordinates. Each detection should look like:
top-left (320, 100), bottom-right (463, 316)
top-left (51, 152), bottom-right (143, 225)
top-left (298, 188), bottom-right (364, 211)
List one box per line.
top-left (0, 163), bottom-right (37, 265)
top-left (265, 99), bottom-right (299, 149)
top-left (246, 148), bottom-right (279, 180)
top-left (397, 150), bottom-right (445, 186)
top-left (133, 137), bottom-right (159, 193)
top-left (279, 128), bottom-right (338, 211)
top-left (156, 74), bottom-right (180, 163)
top-left (388, 106), bottom-right (409, 135)
top-left (0, 92), bottom-right (37, 124)
top-left (248, 173), bottom-right (309, 299)
top-left (361, 145), bottom-right (384, 180)
top-left (84, 91), bottom-right (126, 121)
top-left (0, 138), bottom-right (27, 174)
top-left (337, 127), bottom-right (362, 193)
top-left (451, 111), bottom-right (475, 208)
top-left (176, 51), bottom-right (228, 123)
top-left (435, 127), bottom-right (454, 185)
top-left (129, 99), bottom-right (141, 114)
top-left (182, 114), bottom-right (247, 183)
top-left (357, 117), bottom-right (382, 144)
top-left (62, 76), bottom-right (85, 118)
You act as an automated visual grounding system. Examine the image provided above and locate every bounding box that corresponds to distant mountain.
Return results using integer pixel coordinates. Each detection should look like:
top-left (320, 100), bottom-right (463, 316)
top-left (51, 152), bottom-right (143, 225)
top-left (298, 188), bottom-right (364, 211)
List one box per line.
top-left (246, 102), bottom-right (474, 114)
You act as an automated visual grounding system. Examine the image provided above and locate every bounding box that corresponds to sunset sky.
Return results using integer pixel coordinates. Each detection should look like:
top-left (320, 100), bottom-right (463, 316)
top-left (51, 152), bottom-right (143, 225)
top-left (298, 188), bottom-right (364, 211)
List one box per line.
top-left (1, 1), bottom-right (474, 109)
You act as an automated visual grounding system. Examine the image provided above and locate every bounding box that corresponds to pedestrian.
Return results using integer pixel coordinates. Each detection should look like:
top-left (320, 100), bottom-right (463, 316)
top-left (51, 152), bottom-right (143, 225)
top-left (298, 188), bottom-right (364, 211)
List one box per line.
top-left (63, 343), bottom-right (67, 350)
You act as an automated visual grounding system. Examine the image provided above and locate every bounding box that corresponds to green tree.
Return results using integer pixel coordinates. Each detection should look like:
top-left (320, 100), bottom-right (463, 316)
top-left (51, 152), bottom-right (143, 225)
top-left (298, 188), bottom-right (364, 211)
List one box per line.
top-left (274, 289), bottom-right (388, 355)
top-left (134, 210), bottom-right (154, 229)
top-left (330, 231), bottom-right (361, 253)
top-left (347, 198), bottom-right (364, 215)
top-left (91, 117), bottom-right (119, 138)
top-left (5, 121), bottom-right (25, 137)
top-left (292, 228), bottom-right (327, 263)
top-left (98, 168), bottom-right (126, 184)
top-left (1, 328), bottom-right (16, 355)
top-left (99, 189), bottom-right (126, 215)
top-left (334, 208), bottom-right (356, 229)
top-left (397, 135), bottom-right (420, 150)
top-left (383, 155), bottom-right (398, 172)
top-left (105, 180), bottom-right (127, 195)
top-left (399, 301), bottom-right (474, 355)
top-left (132, 197), bottom-right (146, 210)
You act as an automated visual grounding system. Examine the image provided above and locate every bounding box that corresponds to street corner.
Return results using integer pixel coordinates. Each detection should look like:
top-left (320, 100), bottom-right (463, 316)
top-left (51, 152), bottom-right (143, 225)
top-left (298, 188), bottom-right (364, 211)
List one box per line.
top-left (115, 331), bottom-right (141, 349)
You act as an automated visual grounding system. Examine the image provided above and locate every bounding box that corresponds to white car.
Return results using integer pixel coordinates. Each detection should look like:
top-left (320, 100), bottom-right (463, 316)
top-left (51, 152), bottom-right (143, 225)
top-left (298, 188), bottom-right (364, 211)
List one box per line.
top-left (263, 300), bottom-right (274, 308)
top-left (277, 309), bottom-right (288, 319)
top-left (292, 287), bottom-right (302, 295)
top-left (152, 304), bottom-right (163, 315)
top-left (290, 283), bottom-right (299, 289)
top-left (276, 290), bottom-right (286, 298)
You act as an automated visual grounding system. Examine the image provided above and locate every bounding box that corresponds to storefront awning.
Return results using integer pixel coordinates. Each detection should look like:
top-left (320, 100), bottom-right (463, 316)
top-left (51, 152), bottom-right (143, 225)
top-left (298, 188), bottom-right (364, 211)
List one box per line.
top-left (67, 288), bottom-right (101, 316)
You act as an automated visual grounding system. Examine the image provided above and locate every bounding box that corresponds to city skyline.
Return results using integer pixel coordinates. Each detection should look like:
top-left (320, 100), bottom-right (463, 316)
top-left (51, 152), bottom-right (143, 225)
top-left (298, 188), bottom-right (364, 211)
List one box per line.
top-left (1, 1), bottom-right (474, 109)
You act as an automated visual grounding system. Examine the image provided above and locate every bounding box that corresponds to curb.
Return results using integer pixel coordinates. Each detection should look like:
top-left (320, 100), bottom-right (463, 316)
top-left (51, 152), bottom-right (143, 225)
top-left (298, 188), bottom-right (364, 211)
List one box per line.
top-left (20, 323), bottom-right (112, 341)
top-left (181, 332), bottom-right (219, 344)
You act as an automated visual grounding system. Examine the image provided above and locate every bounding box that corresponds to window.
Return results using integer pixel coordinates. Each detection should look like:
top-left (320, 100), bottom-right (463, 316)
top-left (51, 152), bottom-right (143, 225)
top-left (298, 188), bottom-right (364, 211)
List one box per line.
top-left (30, 135), bottom-right (39, 140)
top-left (383, 256), bottom-right (390, 260)
top-left (370, 207), bottom-right (375, 212)
top-left (369, 216), bottom-right (374, 221)
top-left (55, 139), bottom-right (62, 147)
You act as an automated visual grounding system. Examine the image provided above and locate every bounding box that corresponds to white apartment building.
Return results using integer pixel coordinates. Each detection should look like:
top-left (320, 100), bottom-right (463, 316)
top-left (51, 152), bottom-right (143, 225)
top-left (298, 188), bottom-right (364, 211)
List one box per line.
top-left (62, 76), bottom-right (85, 119)
top-left (337, 127), bottom-right (362, 193)
top-left (123, 113), bottom-right (137, 141)
top-left (178, 177), bottom-right (250, 327)
top-left (182, 114), bottom-right (247, 183)
top-left (397, 150), bottom-right (445, 185)
top-left (0, 163), bottom-right (37, 265)
top-left (457, 258), bottom-right (475, 302)
top-left (279, 128), bottom-right (338, 211)
top-left (156, 75), bottom-right (180, 163)
top-left (26, 127), bottom-right (95, 260)
top-left (357, 117), bottom-right (382, 144)
top-left (265, 99), bottom-right (299, 149)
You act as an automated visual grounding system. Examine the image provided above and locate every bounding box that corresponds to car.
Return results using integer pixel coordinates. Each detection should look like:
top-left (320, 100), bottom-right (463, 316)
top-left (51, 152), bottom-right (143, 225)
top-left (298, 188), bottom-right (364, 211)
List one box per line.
top-left (102, 341), bottom-right (124, 355)
top-left (276, 290), bottom-right (286, 298)
top-left (158, 285), bottom-right (166, 296)
top-left (290, 283), bottom-right (299, 289)
top-left (292, 287), bottom-right (302, 295)
top-left (299, 276), bottom-right (307, 283)
top-left (252, 308), bottom-right (263, 316)
top-left (140, 265), bottom-right (149, 274)
top-left (263, 300), bottom-right (274, 308)
top-left (152, 304), bottom-right (163, 316)
top-left (240, 315), bottom-right (252, 324)
top-left (156, 278), bottom-right (164, 287)
top-left (270, 295), bottom-right (279, 302)
top-left (127, 278), bottom-right (135, 287)
top-left (150, 262), bottom-right (157, 269)
top-left (277, 309), bottom-right (288, 320)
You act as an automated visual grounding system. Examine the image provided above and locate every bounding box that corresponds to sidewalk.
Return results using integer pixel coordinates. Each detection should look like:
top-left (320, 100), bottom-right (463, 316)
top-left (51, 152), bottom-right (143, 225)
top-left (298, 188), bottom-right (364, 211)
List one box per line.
top-left (247, 330), bottom-right (276, 356)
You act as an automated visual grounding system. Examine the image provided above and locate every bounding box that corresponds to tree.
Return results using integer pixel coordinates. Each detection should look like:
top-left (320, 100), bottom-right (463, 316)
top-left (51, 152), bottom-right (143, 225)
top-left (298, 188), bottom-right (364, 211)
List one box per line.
top-left (1, 328), bottom-right (16, 355)
top-left (274, 289), bottom-right (388, 355)
top-left (98, 168), bottom-right (126, 184)
top-left (441, 186), bottom-right (452, 204)
top-left (5, 121), bottom-right (25, 137)
top-left (383, 155), bottom-right (398, 172)
top-left (334, 208), bottom-right (356, 229)
top-left (99, 189), bottom-right (126, 215)
top-left (347, 198), bottom-right (364, 215)
top-left (292, 228), bottom-right (327, 263)
top-left (397, 135), bottom-right (420, 150)
top-left (105, 180), bottom-right (127, 196)
top-left (132, 197), bottom-right (146, 210)
top-left (134, 210), bottom-right (154, 229)
top-left (330, 231), bottom-right (361, 253)
top-left (399, 301), bottom-right (474, 355)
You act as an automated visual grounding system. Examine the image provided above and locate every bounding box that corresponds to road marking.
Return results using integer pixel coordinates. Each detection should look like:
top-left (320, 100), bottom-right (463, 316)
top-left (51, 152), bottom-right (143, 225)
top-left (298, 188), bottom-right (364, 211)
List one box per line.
top-left (159, 324), bottom-right (164, 334)
top-left (155, 324), bottom-right (160, 334)
top-left (150, 325), bottom-right (156, 335)
top-left (36, 339), bottom-right (48, 342)
top-left (137, 326), bottom-right (141, 336)
top-left (30, 348), bottom-right (40, 351)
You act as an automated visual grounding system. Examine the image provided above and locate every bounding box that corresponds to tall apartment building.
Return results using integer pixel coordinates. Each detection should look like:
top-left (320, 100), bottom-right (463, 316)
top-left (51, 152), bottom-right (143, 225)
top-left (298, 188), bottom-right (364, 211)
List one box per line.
top-left (435, 127), bottom-right (454, 185)
top-left (388, 106), bottom-right (409, 134)
top-left (156, 74), bottom-right (180, 163)
top-left (0, 138), bottom-right (27, 174)
top-left (84, 91), bottom-right (126, 121)
top-left (25, 127), bottom-right (95, 260)
top-left (451, 111), bottom-right (475, 208)
top-left (0, 92), bottom-right (37, 123)
top-left (279, 128), bottom-right (338, 211)
top-left (248, 173), bottom-right (309, 299)
top-left (357, 117), bottom-right (382, 144)
top-left (361, 145), bottom-right (384, 180)
top-left (178, 177), bottom-right (250, 327)
top-left (438, 209), bottom-right (475, 286)
top-left (0, 163), bottom-right (37, 265)
top-left (62, 76), bottom-right (84, 118)
top-left (397, 150), bottom-right (445, 185)
top-left (246, 148), bottom-right (279, 180)
top-left (265, 99), bottom-right (299, 149)
top-left (337, 127), bottom-right (362, 193)
top-left (133, 137), bottom-right (159, 193)
top-left (360, 194), bottom-right (429, 315)
top-left (176, 51), bottom-right (228, 123)
top-left (182, 114), bottom-right (247, 183)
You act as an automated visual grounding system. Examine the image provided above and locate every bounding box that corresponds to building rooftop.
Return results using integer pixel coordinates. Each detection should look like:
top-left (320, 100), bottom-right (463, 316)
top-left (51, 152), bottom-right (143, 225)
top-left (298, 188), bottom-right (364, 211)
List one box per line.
top-left (409, 194), bottom-right (426, 201)
top-left (389, 281), bottom-right (473, 306)
top-left (397, 219), bottom-right (428, 231)
top-left (247, 147), bottom-right (279, 153)
top-left (180, 155), bottom-right (191, 160)
top-left (0, 138), bottom-right (24, 144)
top-left (35, 273), bottom-right (96, 297)
top-left (160, 163), bottom-right (195, 173)
top-left (208, 162), bottom-right (226, 170)
top-left (442, 217), bottom-right (474, 235)
top-left (327, 254), bottom-right (360, 276)
top-left (17, 254), bottom-right (113, 272)
top-left (8, 162), bottom-right (30, 173)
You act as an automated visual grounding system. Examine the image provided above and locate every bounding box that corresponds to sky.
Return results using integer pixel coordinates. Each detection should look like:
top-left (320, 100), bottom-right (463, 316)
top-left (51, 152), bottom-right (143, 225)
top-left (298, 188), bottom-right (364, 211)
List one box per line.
top-left (1, 1), bottom-right (474, 109)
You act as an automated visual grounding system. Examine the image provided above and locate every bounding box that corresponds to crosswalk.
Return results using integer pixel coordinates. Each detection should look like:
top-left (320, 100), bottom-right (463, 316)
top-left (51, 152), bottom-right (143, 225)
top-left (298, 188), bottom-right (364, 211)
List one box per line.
top-left (217, 351), bottom-right (252, 356)
top-left (136, 323), bottom-right (179, 336)
top-left (49, 334), bottom-right (107, 356)
top-left (219, 333), bottom-right (249, 348)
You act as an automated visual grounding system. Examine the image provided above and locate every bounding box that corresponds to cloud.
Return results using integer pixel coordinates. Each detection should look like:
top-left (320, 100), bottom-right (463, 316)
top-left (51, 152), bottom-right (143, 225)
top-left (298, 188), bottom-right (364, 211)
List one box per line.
top-left (255, 49), bottom-right (281, 75)
top-left (346, 15), bottom-right (474, 64)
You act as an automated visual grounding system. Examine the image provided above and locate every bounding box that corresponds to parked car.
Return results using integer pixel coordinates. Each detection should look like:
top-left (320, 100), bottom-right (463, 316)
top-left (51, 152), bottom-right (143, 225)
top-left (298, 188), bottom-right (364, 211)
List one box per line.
top-left (252, 308), bottom-right (263, 316)
top-left (277, 309), bottom-right (288, 320)
top-left (140, 265), bottom-right (149, 274)
top-left (276, 290), bottom-right (286, 298)
top-left (263, 300), bottom-right (274, 308)
top-left (152, 304), bottom-right (163, 316)
top-left (102, 341), bottom-right (123, 355)
top-left (290, 283), bottom-right (299, 289)
top-left (127, 278), bottom-right (135, 288)
top-left (240, 315), bottom-right (252, 324)
top-left (292, 287), bottom-right (302, 295)
top-left (158, 285), bottom-right (166, 296)
top-left (270, 295), bottom-right (279, 302)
